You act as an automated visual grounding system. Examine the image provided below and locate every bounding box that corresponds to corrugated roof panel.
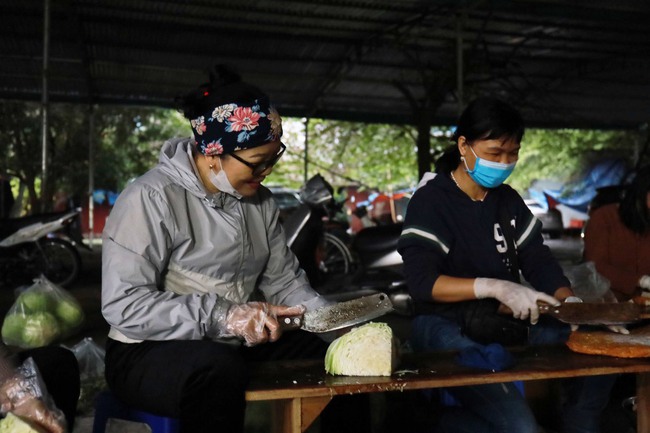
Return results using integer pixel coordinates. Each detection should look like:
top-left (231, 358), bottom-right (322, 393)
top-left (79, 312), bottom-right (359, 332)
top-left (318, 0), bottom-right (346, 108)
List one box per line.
top-left (1, 0), bottom-right (650, 128)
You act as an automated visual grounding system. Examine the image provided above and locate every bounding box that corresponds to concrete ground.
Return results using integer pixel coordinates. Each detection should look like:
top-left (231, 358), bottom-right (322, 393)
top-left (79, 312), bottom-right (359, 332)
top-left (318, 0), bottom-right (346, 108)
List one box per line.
top-left (1, 235), bottom-right (584, 432)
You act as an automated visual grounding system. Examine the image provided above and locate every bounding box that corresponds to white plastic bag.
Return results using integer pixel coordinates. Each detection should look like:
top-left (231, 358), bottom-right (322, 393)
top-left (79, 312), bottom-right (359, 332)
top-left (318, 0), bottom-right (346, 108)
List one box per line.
top-left (0, 357), bottom-right (67, 432)
top-left (562, 261), bottom-right (614, 302)
top-left (70, 337), bottom-right (106, 415)
top-left (1, 277), bottom-right (85, 348)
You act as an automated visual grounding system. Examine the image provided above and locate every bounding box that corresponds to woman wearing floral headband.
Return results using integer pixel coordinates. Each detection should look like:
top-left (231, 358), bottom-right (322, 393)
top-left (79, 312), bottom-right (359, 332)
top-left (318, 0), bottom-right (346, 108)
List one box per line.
top-left (101, 65), bottom-right (369, 433)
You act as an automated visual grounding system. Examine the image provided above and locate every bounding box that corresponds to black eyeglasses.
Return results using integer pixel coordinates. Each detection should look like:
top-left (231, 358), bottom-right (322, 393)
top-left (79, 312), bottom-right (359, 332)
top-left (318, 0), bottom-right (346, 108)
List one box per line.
top-left (228, 143), bottom-right (286, 176)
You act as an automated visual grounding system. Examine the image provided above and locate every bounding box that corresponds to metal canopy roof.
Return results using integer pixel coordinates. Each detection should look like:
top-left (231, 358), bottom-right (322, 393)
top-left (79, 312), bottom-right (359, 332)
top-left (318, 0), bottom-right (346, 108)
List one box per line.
top-left (2, 0), bottom-right (650, 129)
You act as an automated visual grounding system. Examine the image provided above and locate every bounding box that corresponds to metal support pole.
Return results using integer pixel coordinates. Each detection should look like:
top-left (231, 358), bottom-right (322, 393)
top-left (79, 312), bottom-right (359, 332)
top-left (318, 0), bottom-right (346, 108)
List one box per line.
top-left (456, 13), bottom-right (464, 115)
top-left (40, 0), bottom-right (51, 212)
top-left (87, 105), bottom-right (95, 249)
top-left (303, 118), bottom-right (310, 183)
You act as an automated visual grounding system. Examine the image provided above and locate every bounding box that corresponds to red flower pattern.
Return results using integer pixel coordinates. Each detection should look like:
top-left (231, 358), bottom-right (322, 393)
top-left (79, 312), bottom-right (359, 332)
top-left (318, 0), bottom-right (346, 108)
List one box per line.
top-left (228, 107), bottom-right (260, 132)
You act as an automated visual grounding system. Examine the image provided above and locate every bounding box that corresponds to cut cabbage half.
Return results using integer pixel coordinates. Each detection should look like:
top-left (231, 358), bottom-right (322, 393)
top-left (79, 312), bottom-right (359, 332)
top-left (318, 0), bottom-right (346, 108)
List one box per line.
top-left (325, 322), bottom-right (397, 376)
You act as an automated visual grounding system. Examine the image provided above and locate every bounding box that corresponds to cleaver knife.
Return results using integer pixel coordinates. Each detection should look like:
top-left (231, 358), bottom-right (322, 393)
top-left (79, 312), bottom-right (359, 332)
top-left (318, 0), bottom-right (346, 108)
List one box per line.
top-left (500, 302), bottom-right (650, 325)
top-left (279, 293), bottom-right (394, 333)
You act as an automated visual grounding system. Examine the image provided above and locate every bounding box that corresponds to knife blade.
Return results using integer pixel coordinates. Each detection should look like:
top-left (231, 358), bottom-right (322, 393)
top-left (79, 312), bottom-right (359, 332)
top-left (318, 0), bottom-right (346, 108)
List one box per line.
top-left (499, 302), bottom-right (650, 325)
top-left (279, 293), bottom-right (394, 333)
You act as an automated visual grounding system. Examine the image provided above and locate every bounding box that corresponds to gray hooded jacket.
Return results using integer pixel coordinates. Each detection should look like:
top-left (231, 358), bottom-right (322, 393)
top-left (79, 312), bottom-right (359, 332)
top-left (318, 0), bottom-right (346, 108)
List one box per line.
top-left (102, 137), bottom-right (328, 343)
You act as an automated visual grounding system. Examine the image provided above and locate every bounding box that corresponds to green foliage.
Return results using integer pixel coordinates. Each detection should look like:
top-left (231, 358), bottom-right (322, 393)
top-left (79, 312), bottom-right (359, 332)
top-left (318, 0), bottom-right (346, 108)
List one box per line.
top-left (0, 100), bottom-right (186, 213)
top-left (508, 128), bottom-right (643, 194)
top-left (93, 106), bottom-right (187, 192)
top-left (1, 99), bottom-right (645, 209)
top-left (267, 119), bottom-right (422, 191)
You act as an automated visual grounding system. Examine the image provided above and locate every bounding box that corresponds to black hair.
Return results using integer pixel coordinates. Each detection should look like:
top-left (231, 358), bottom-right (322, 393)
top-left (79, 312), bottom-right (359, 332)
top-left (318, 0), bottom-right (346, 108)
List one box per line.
top-left (179, 64), bottom-right (268, 120)
top-left (435, 97), bottom-right (525, 174)
top-left (618, 165), bottom-right (650, 234)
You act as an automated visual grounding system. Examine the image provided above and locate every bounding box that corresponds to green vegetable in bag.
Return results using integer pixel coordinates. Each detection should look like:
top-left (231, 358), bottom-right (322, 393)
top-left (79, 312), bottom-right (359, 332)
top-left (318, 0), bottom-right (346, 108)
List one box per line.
top-left (1, 277), bottom-right (85, 348)
top-left (1, 314), bottom-right (25, 343)
top-left (22, 313), bottom-right (61, 348)
top-left (55, 298), bottom-right (84, 330)
top-left (17, 291), bottom-right (53, 313)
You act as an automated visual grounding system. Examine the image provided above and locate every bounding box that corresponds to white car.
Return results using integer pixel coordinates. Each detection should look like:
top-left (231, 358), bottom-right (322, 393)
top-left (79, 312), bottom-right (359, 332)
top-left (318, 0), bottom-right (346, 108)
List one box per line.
top-left (525, 199), bottom-right (564, 239)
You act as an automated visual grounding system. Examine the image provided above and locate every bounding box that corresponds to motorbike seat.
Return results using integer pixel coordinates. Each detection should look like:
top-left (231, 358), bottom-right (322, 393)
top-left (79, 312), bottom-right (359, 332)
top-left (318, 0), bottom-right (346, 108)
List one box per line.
top-left (352, 223), bottom-right (403, 255)
top-left (0, 211), bottom-right (77, 240)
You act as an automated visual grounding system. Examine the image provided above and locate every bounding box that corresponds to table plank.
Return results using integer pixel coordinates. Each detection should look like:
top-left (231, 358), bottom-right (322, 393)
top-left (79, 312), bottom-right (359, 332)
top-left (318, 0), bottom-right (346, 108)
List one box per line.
top-left (246, 345), bottom-right (650, 401)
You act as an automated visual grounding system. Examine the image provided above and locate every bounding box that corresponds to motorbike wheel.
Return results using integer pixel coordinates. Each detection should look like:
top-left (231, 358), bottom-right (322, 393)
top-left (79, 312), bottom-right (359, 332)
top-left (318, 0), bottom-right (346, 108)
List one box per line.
top-left (38, 238), bottom-right (82, 287)
top-left (318, 232), bottom-right (354, 279)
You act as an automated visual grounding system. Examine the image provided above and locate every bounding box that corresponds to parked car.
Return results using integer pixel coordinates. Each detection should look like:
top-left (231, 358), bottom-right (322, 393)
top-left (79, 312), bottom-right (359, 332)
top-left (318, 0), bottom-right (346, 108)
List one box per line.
top-left (268, 186), bottom-right (302, 222)
top-left (525, 199), bottom-right (563, 239)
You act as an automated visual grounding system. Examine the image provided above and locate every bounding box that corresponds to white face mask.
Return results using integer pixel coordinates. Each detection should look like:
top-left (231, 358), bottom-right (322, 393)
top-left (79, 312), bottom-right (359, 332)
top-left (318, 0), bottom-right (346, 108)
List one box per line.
top-left (208, 157), bottom-right (243, 200)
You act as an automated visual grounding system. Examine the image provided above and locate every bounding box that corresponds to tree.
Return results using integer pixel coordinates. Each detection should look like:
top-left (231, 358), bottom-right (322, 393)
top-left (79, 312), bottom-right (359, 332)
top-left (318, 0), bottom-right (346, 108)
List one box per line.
top-left (2, 99), bottom-right (645, 215)
top-left (0, 100), bottom-right (187, 214)
top-left (508, 128), bottom-right (645, 194)
top-left (267, 119), bottom-right (452, 192)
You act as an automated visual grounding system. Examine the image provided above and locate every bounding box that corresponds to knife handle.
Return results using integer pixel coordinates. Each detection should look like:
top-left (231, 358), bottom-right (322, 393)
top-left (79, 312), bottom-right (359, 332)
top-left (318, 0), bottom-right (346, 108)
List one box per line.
top-left (278, 315), bottom-right (303, 331)
top-left (497, 301), bottom-right (554, 315)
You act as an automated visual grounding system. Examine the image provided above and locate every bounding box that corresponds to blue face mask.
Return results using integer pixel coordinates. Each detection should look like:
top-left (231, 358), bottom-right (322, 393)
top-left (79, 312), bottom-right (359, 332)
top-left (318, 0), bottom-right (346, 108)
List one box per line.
top-left (462, 146), bottom-right (516, 189)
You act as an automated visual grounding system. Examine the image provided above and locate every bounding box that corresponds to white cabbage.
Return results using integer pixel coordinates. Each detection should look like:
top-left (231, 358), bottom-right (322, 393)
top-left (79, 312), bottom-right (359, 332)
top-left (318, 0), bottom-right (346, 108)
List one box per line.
top-left (325, 322), bottom-right (396, 376)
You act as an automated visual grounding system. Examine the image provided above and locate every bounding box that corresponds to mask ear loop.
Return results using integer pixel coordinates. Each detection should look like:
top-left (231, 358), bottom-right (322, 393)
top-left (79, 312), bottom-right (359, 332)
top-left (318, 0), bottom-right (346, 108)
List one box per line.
top-left (460, 156), bottom-right (471, 172)
top-left (461, 144), bottom-right (479, 173)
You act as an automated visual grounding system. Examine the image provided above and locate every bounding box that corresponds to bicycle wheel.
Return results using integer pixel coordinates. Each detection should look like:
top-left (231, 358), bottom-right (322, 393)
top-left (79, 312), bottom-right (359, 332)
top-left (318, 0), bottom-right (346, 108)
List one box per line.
top-left (318, 232), bottom-right (354, 279)
top-left (38, 238), bottom-right (82, 287)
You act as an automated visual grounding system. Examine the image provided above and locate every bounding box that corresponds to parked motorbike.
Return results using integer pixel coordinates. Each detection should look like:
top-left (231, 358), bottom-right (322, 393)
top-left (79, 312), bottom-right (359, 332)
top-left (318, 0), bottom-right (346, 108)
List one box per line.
top-left (282, 174), bottom-right (413, 315)
top-left (0, 210), bottom-right (83, 289)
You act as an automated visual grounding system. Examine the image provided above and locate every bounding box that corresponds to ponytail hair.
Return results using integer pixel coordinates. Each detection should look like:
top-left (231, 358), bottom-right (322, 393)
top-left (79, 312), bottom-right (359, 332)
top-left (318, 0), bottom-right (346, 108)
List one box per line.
top-left (434, 145), bottom-right (461, 174)
top-left (178, 64), bottom-right (267, 120)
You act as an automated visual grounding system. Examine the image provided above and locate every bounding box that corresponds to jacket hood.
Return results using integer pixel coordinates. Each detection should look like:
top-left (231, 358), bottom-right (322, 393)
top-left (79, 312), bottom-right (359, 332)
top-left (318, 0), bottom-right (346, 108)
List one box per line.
top-left (158, 137), bottom-right (208, 199)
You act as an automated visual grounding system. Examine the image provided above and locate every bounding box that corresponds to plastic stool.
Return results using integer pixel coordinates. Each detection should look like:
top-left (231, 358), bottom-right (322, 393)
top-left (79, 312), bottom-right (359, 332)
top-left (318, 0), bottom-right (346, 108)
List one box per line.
top-left (439, 381), bottom-right (525, 407)
top-left (93, 390), bottom-right (180, 433)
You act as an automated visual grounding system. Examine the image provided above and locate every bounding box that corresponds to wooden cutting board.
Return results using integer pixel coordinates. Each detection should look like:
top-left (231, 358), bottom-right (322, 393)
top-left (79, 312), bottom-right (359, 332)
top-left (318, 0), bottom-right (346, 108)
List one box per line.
top-left (567, 323), bottom-right (650, 358)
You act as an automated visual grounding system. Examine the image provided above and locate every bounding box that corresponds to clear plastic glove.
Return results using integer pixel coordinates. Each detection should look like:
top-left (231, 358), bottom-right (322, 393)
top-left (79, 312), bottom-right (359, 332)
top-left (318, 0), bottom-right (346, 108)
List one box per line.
top-left (224, 302), bottom-right (306, 347)
top-left (474, 278), bottom-right (560, 325)
top-left (0, 374), bottom-right (66, 433)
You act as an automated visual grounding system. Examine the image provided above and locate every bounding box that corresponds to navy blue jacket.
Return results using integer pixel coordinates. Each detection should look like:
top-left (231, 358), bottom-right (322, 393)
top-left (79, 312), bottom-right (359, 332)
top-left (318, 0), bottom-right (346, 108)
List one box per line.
top-left (397, 172), bottom-right (569, 317)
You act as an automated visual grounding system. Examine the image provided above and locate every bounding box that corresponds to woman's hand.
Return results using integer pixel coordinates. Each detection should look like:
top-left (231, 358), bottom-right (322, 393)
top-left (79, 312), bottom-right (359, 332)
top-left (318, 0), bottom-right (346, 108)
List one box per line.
top-left (474, 278), bottom-right (560, 324)
top-left (225, 302), bottom-right (306, 346)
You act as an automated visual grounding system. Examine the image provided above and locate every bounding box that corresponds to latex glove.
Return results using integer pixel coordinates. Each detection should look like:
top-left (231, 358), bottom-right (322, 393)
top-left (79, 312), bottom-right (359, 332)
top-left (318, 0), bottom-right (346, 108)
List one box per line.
top-left (602, 294), bottom-right (629, 335)
top-left (639, 275), bottom-right (650, 290)
top-left (474, 278), bottom-right (560, 325)
top-left (0, 374), bottom-right (66, 433)
top-left (605, 324), bottom-right (630, 334)
top-left (224, 302), bottom-right (306, 346)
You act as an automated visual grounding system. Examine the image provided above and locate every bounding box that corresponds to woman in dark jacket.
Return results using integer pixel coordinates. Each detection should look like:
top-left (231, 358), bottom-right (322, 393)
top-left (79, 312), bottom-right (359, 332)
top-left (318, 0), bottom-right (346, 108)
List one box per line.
top-left (398, 97), bottom-right (621, 433)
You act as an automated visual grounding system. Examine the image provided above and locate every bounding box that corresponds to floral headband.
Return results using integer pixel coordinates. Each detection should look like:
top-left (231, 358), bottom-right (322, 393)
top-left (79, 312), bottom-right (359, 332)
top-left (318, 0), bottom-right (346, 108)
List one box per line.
top-left (190, 97), bottom-right (283, 156)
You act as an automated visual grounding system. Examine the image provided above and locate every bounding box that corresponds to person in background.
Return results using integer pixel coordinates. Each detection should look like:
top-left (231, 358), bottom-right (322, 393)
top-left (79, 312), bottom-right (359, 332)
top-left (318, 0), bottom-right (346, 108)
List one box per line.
top-left (0, 176), bottom-right (15, 218)
top-left (52, 191), bottom-right (72, 213)
top-left (584, 165), bottom-right (650, 302)
top-left (398, 97), bottom-right (621, 433)
top-left (101, 65), bottom-right (368, 433)
top-left (0, 345), bottom-right (80, 433)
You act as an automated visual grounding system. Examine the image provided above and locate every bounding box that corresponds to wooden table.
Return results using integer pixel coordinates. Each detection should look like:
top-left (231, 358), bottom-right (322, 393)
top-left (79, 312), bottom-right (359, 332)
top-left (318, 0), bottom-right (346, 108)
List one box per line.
top-left (245, 345), bottom-right (650, 433)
